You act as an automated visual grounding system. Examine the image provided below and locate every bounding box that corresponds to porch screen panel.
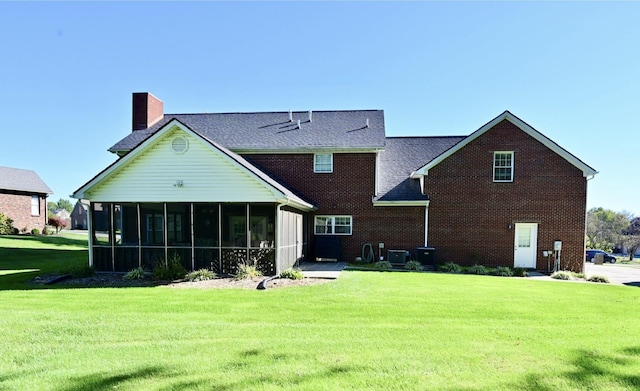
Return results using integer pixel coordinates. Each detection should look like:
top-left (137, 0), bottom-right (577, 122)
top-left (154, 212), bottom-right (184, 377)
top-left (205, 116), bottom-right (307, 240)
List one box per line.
top-left (91, 203), bottom-right (111, 245)
top-left (222, 204), bottom-right (247, 247)
top-left (140, 203), bottom-right (164, 246)
top-left (167, 203), bottom-right (191, 246)
top-left (250, 204), bottom-right (275, 248)
top-left (115, 204), bottom-right (139, 245)
top-left (194, 203), bottom-right (219, 247)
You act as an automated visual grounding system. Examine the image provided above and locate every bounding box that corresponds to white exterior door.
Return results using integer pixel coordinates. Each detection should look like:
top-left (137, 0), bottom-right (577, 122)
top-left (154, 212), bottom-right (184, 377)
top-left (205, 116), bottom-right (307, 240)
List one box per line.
top-left (514, 223), bottom-right (538, 268)
top-left (296, 214), bottom-right (303, 260)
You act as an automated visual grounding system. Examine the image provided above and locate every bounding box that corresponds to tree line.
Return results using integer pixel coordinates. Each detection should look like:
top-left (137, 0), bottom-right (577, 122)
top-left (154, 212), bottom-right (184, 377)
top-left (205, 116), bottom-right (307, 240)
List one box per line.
top-left (586, 207), bottom-right (640, 260)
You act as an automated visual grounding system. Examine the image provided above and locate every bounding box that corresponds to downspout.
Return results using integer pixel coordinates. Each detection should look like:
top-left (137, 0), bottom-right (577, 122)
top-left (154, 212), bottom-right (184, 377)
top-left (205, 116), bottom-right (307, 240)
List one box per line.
top-left (582, 174), bottom-right (596, 273)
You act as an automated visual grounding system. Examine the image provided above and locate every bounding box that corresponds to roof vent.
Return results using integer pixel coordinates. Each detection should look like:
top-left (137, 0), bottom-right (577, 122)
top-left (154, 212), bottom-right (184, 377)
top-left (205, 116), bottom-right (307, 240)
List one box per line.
top-left (297, 119), bottom-right (301, 129)
top-left (171, 136), bottom-right (189, 154)
top-left (308, 110), bottom-right (313, 122)
top-left (366, 118), bottom-right (370, 128)
top-left (289, 110), bottom-right (293, 122)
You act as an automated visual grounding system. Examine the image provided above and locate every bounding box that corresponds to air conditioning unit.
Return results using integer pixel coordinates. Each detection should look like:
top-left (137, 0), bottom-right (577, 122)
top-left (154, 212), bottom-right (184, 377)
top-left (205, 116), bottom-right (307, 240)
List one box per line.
top-left (387, 250), bottom-right (408, 264)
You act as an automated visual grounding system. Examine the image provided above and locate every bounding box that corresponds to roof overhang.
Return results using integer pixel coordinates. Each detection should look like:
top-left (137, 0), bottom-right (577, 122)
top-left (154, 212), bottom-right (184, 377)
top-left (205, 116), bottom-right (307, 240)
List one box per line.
top-left (411, 111), bottom-right (598, 179)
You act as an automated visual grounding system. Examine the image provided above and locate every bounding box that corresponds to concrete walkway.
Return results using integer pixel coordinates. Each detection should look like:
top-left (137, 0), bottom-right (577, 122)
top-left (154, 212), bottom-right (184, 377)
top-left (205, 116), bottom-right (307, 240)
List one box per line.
top-left (298, 261), bottom-right (346, 279)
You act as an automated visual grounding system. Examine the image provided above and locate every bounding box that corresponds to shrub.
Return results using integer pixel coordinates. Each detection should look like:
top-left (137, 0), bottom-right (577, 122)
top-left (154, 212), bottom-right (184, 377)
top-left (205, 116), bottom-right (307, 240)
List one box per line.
top-left (59, 263), bottom-right (95, 278)
top-left (513, 267), bottom-right (529, 277)
top-left (48, 216), bottom-right (68, 233)
top-left (0, 213), bottom-right (15, 235)
top-left (551, 271), bottom-right (573, 280)
top-left (31, 228), bottom-right (40, 235)
top-left (374, 260), bottom-right (393, 270)
top-left (186, 268), bottom-right (216, 282)
top-left (236, 263), bottom-right (263, 280)
top-left (404, 260), bottom-right (424, 271)
top-left (152, 253), bottom-right (188, 281)
top-left (280, 268), bottom-right (304, 280)
top-left (124, 267), bottom-right (147, 280)
top-left (467, 264), bottom-right (488, 275)
top-left (493, 266), bottom-right (513, 277)
top-left (440, 262), bottom-right (462, 274)
top-left (587, 275), bottom-right (610, 283)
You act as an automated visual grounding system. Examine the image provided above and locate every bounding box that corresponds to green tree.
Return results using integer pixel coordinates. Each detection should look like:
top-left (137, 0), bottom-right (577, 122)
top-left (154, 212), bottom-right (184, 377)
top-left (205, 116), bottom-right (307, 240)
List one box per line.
top-left (47, 201), bottom-right (58, 215)
top-left (622, 217), bottom-right (640, 260)
top-left (586, 207), bottom-right (629, 252)
top-left (56, 199), bottom-right (74, 213)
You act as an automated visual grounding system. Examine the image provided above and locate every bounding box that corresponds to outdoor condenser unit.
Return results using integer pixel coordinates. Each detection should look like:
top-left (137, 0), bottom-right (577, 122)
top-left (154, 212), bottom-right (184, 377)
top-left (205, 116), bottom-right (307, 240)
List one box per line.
top-left (387, 250), bottom-right (408, 264)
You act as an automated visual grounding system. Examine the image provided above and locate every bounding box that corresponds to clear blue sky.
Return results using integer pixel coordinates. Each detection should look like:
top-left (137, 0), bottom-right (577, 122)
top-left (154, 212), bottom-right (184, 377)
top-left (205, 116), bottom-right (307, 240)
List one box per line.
top-left (1, 2), bottom-right (638, 215)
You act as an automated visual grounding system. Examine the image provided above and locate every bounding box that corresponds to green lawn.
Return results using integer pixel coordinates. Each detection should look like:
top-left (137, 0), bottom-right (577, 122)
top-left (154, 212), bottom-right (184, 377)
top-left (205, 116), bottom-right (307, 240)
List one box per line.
top-left (1, 235), bottom-right (640, 390)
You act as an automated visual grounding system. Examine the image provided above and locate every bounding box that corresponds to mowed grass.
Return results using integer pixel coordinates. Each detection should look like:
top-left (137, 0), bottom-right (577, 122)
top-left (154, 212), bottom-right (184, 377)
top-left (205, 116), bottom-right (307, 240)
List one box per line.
top-left (1, 236), bottom-right (640, 390)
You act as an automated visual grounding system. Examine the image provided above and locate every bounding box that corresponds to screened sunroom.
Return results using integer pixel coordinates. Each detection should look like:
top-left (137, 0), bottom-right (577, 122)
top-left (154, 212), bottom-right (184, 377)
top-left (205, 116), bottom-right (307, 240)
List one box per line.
top-left (89, 201), bottom-right (307, 275)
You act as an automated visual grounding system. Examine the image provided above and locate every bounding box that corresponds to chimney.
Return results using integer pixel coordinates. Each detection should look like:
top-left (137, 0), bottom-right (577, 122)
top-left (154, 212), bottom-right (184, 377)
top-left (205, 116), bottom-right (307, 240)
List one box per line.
top-left (132, 92), bottom-right (164, 131)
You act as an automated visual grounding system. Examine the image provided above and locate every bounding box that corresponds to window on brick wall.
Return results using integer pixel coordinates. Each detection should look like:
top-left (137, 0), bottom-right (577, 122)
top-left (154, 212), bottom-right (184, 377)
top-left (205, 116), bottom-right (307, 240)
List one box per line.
top-left (314, 153), bottom-right (333, 173)
top-left (493, 151), bottom-right (514, 182)
top-left (31, 196), bottom-right (40, 216)
top-left (314, 215), bottom-right (352, 235)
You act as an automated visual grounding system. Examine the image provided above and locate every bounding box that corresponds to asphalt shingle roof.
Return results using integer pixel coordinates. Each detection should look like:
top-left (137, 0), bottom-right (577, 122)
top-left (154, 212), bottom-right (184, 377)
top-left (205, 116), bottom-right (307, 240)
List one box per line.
top-left (376, 136), bottom-right (465, 201)
top-left (109, 110), bottom-right (386, 153)
top-left (0, 166), bottom-right (53, 194)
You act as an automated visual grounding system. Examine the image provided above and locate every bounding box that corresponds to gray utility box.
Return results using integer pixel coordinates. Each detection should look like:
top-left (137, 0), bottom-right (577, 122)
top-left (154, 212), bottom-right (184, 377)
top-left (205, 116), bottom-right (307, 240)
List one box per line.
top-left (593, 253), bottom-right (604, 265)
top-left (416, 247), bottom-right (436, 265)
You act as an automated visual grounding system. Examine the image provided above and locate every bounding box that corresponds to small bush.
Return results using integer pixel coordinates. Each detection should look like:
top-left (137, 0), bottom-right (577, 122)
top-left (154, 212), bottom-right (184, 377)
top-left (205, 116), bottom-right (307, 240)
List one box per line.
top-left (493, 266), bottom-right (513, 277)
top-left (551, 271), bottom-right (573, 280)
top-left (573, 272), bottom-right (585, 279)
top-left (0, 213), bottom-right (15, 235)
top-left (587, 275), bottom-right (610, 283)
top-left (467, 264), bottom-right (488, 275)
top-left (513, 267), bottom-right (529, 277)
top-left (404, 260), bottom-right (424, 271)
top-left (124, 267), bottom-right (147, 280)
top-left (374, 260), bottom-right (393, 270)
top-left (31, 228), bottom-right (40, 235)
top-left (236, 263), bottom-right (263, 280)
top-left (440, 262), bottom-right (462, 274)
top-left (186, 268), bottom-right (216, 282)
top-left (48, 216), bottom-right (68, 233)
top-left (280, 268), bottom-right (304, 280)
top-left (152, 253), bottom-right (188, 281)
top-left (58, 263), bottom-right (95, 278)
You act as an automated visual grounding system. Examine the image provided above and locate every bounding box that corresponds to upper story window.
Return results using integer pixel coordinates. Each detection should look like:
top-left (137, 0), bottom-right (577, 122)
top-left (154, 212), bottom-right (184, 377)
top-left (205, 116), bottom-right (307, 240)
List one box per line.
top-left (31, 196), bottom-right (40, 216)
top-left (493, 151), bottom-right (514, 182)
top-left (314, 153), bottom-right (333, 173)
top-left (315, 215), bottom-right (352, 235)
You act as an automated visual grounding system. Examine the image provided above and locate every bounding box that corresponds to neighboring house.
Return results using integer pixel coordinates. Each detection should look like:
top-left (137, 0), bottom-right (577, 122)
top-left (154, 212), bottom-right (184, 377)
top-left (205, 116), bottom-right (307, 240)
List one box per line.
top-left (73, 92), bottom-right (596, 274)
top-left (0, 166), bottom-right (53, 232)
top-left (70, 200), bottom-right (88, 230)
top-left (52, 208), bottom-right (71, 228)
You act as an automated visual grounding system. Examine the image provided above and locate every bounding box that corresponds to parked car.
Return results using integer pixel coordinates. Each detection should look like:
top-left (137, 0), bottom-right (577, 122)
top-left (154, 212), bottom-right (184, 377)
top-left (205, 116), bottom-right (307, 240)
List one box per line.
top-left (585, 249), bottom-right (617, 263)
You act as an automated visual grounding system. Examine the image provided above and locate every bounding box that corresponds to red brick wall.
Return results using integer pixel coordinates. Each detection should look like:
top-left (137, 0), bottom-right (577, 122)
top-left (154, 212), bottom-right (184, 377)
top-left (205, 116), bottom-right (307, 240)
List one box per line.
top-left (423, 119), bottom-right (588, 272)
top-left (0, 191), bottom-right (48, 232)
top-left (245, 153), bottom-right (426, 262)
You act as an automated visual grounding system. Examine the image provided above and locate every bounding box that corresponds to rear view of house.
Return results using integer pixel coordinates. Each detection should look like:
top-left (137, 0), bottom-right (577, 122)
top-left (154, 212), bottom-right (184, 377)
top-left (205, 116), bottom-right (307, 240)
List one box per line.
top-left (0, 166), bottom-right (52, 233)
top-left (73, 93), bottom-right (596, 274)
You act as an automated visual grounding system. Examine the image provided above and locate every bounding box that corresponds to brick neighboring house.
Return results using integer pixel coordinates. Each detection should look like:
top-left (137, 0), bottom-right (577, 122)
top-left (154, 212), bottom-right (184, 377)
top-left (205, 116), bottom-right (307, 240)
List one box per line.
top-left (0, 166), bottom-right (52, 232)
top-left (72, 92), bottom-right (596, 274)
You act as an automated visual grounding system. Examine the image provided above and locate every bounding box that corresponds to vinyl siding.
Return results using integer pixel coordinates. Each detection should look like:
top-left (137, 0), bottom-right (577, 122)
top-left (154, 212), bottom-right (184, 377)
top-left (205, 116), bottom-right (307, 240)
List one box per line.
top-left (87, 126), bottom-right (281, 203)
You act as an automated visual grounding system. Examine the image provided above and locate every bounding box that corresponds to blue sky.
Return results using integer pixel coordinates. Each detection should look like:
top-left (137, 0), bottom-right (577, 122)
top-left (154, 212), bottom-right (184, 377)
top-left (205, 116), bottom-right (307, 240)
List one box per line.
top-left (1, 2), bottom-right (638, 215)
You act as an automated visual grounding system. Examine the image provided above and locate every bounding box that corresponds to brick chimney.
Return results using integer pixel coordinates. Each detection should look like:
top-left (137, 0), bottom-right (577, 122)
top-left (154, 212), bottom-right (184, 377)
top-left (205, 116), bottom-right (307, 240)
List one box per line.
top-left (132, 92), bottom-right (164, 131)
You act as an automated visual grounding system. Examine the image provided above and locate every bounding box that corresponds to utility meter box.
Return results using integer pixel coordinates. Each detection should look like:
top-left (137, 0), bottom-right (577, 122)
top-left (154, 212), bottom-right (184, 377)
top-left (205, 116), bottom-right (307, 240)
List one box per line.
top-left (554, 241), bottom-right (562, 251)
top-left (593, 253), bottom-right (604, 265)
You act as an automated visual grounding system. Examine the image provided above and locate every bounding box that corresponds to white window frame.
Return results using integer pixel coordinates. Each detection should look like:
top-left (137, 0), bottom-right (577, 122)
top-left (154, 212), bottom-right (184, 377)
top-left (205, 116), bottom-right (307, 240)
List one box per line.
top-left (31, 195), bottom-right (40, 216)
top-left (314, 153), bottom-right (333, 173)
top-left (314, 215), bottom-right (352, 235)
top-left (493, 151), bottom-right (514, 182)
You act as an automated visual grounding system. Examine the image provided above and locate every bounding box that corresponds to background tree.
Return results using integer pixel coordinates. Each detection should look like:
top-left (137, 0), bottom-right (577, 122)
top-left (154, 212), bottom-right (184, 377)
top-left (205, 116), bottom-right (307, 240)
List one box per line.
top-left (622, 217), bottom-right (640, 260)
top-left (586, 207), bottom-right (629, 252)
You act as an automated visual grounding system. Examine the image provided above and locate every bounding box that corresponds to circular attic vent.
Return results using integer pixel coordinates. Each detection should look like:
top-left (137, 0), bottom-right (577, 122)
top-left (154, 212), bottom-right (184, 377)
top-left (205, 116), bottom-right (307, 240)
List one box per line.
top-left (171, 136), bottom-right (189, 154)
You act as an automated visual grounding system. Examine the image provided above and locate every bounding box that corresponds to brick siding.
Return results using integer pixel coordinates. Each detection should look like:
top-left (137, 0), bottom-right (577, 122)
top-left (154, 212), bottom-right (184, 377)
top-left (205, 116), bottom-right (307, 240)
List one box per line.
top-left (245, 153), bottom-right (426, 262)
top-left (0, 191), bottom-right (48, 232)
top-left (423, 119), bottom-right (587, 272)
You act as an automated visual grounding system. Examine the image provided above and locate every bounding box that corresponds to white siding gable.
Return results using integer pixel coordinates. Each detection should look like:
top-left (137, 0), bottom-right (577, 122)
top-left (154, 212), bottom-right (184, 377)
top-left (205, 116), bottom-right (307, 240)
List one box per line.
top-left (85, 124), bottom-right (284, 203)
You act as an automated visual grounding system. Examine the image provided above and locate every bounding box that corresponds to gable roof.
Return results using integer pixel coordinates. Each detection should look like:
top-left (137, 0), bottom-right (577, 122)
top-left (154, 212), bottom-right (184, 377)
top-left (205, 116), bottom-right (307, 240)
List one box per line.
top-left (411, 110), bottom-right (598, 178)
top-left (74, 119), bottom-right (315, 211)
top-left (109, 110), bottom-right (386, 154)
top-left (375, 136), bottom-right (465, 204)
top-left (0, 166), bottom-right (53, 195)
